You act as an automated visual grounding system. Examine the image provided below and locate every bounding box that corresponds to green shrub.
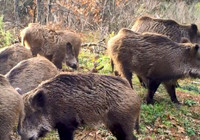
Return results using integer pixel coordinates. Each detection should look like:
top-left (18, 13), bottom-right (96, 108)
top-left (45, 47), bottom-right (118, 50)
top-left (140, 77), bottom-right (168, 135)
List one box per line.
top-left (0, 16), bottom-right (13, 48)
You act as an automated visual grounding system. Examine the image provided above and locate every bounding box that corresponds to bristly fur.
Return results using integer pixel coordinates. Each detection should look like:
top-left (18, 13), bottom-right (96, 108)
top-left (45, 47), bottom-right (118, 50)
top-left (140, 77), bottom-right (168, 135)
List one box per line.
top-left (0, 43), bottom-right (32, 75)
top-left (0, 74), bottom-right (24, 140)
top-left (19, 72), bottom-right (141, 140)
top-left (20, 23), bottom-right (81, 69)
top-left (6, 56), bottom-right (59, 95)
top-left (107, 28), bottom-right (200, 104)
top-left (132, 15), bottom-right (200, 44)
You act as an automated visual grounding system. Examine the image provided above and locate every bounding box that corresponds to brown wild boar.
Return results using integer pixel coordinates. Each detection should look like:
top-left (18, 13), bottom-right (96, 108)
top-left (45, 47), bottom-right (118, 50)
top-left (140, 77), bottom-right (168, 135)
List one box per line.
top-left (107, 28), bottom-right (200, 104)
top-left (0, 43), bottom-right (32, 75)
top-left (6, 56), bottom-right (59, 94)
top-left (56, 31), bottom-right (82, 61)
top-left (18, 72), bottom-right (141, 140)
top-left (132, 16), bottom-right (200, 44)
top-left (115, 16), bottom-right (200, 88)
top-left (0, 74), bottom-right (23, 140)
top-left (20, 23), bottom-right (81, 69)
top-left (131, 16), bottom-right (200, 88)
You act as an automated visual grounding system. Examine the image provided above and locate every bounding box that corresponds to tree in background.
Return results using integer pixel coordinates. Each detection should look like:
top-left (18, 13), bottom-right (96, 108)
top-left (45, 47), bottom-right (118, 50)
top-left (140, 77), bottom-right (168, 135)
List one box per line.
top-left (36, 0), bottom-right (45, 24)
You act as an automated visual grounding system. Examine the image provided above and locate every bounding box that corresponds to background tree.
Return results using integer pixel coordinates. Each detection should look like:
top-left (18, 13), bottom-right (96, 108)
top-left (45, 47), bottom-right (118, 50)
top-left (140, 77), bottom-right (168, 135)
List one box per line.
top-left (14, 0), bottom-right (20, 24)
top-left (36, 0), bottom-right (45, 24)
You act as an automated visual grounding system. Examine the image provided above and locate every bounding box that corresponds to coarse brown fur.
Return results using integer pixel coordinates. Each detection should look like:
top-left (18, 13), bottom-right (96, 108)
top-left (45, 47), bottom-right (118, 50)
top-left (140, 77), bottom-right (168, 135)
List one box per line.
top-left (132, 16), bottom-right (200, 44)
top-left (56, 31), bottom-right (82, 59)
top-left (6, 56), bottom-right (59, 94)
top-left (18, 72), bottom-right (141, 140)
top-left (0, 43), bottom-right (32, 75)
top-left (0, 74), bottom-right (24, 140)
top-left (20, 23), bottom-right (81, 69)
top-left (131, 16), bottom-right (200, 89)
top-left (107, 28), bottom-right (200, 104)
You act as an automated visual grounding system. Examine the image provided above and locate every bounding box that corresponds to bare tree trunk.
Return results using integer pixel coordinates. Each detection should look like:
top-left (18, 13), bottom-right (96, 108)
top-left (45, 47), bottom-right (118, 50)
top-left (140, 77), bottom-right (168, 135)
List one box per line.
top-left (14, 0), bottom-right (20, 24)
top-left (36, 0), bottom-right (45, 24)
top-left (47, 0), bottom-right (52, 23)
top-left (33, 5), bottom-right (37, 23)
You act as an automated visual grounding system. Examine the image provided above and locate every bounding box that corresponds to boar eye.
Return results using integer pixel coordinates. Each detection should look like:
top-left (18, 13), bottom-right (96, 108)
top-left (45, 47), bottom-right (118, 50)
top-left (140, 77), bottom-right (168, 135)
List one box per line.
top-left (66, 42), bottom-right (72, 50)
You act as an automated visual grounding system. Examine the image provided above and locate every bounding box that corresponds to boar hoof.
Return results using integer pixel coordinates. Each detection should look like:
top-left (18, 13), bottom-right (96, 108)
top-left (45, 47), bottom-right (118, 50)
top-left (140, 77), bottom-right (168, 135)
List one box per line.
top-left (172, 100), bottom-right (180, 105)
top-left (146, 99), bottom-right (155, 105)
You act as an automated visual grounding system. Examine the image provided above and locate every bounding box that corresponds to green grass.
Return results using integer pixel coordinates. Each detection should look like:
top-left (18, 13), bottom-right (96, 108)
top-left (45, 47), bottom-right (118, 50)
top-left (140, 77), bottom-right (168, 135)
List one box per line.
top-left (78, 48), bottom-right (112, 74)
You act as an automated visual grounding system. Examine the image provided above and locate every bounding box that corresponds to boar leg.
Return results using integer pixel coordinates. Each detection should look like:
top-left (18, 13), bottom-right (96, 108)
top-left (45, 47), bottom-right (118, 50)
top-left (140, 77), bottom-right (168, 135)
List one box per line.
top-left (107, 119), bottom-right (137, 140)
top-left (111, 58), bottom-right (114, 73)
top-left (146, 80), bottom-right (160, 104)
top-left (52, 55), bottom-right (62, 69)
top-left (57, 122), bottom-right (77, 140)
top-left (111, 59), bottom-right (120, 76)
top-left (120, 69), bottom-right (133, 88)
top-left (137, 75), bottom-right (147, 88)
top-left (163, 81), bottom-right (180, 104)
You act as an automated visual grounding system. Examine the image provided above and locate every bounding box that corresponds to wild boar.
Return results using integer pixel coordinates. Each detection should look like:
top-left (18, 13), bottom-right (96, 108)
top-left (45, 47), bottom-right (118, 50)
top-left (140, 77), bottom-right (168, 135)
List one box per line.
top-left (107, 28), bottom-right (200, 104)
top-left (0, 74), bottom-right (23, 140)
top-left (18, 72), bottom-right (141, 140)
top-left (0, 43), bottom-right (32, 75)
top-left (6, 56), bottom-right (59, 94)
top-left (20, 23), bottom-right (81, 69)
top-left (131, 16), bottom-right (200, 88)
top-left (56, 31), bottom-right (82, 62)
top-left (132, 15), bottom-right (200, 44)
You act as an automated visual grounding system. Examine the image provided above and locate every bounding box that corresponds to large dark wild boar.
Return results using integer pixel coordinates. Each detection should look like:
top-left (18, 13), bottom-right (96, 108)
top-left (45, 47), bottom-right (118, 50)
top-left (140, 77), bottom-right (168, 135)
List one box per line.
top-left (0, 74), bottom-right (23, 140)
top-left (131, 16), bottom-right (200, 88)
top-left (6, 56), bottom-right (59, 94)
top-left (132, 16), bottom-right (200, 44)
top-left (18, 73), bottom-right (141, 140)
top-left (0, 43), bottom-right (32, 75)
top-left (20, 23), bottom-right (81, 69)
top-left (107, 28), bottom-right (200, 104)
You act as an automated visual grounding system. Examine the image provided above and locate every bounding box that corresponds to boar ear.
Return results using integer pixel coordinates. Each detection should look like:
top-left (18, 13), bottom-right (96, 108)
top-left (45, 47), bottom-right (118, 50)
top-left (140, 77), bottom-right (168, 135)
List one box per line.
top-left (191, 24), bottom-right (198, 34)
top-left (32, 90), bottom-right (46, 109)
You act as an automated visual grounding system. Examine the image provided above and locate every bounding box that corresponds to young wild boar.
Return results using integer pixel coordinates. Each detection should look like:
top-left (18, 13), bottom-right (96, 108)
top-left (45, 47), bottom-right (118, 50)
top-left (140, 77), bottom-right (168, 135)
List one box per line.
top-left (6, 56), bottom-right (59, 94)
top-left (20, 23), bottom-right (81, 69)
top-left (0, 43), bottom-right (32, 75)
top-left (132, 16), bottom-right (200, 44)
top-left (0, 74), bottom-right (23, 140)
top-left (18, 73), bottom-right (141, 140)
top-left (56, 31), bottom-right (82, 62)
top-left (107, 28), bottom-right (200, 104)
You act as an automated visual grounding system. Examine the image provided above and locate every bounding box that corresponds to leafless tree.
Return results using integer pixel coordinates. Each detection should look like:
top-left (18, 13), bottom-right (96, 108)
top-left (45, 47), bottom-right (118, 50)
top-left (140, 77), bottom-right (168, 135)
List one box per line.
top-left (14, 0), bottom-right (20, 24)
top-left (36, 0), bottom-right (45, 24)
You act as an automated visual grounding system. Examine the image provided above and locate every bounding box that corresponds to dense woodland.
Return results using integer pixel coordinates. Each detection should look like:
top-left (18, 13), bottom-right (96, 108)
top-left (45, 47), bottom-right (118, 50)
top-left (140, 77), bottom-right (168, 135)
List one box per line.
top-left (0, 0), bottom-right (200, 140)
